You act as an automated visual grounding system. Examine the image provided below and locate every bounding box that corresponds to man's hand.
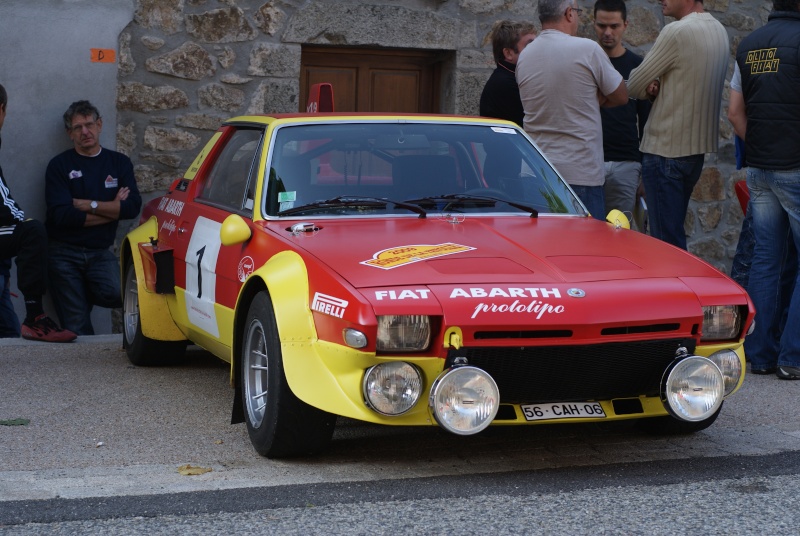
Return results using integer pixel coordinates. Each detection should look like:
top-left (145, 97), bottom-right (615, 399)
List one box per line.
top-left (73, 187), bottom-right (128, 214)
top-left (646, 80), bottom-right (660, 100)
top-left (73, 198), bottom-right (92, 213)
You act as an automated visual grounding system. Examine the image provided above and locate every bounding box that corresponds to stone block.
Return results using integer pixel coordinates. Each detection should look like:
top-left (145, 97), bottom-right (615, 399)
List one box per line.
top-left (247, 43), bottom-right (301, 77)
top-left (186, 6), bottom-right (257, 43)
top-left (117, 82), bottom-right (190, 113)
top-left (145, 42), bottom-right (216, 80)
top-left (143, 126), bottom-right (202, 152)
top-left (134, 0), bottom-right (184, 35)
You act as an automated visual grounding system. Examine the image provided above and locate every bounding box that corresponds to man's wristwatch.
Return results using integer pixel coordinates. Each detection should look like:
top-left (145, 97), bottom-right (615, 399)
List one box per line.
top-left (90, 200), bottom-right (98, 215)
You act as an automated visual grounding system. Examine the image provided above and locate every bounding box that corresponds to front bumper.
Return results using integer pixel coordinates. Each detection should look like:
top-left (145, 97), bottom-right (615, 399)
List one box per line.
top-left (282, 337), bottom-right (745, 429)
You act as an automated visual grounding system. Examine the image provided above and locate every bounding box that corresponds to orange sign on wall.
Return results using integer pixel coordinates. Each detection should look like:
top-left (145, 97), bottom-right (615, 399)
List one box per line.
top-left (90, 49), bottom-right (116, 63)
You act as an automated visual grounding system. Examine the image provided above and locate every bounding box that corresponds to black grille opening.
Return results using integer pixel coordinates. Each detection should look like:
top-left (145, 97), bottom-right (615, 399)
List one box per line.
top-left (612, 398), bottom-right (645, 415)
top-left (461, 338), bottom-right (691, 404)
top-left (494, 404), bottom-right (518, 420)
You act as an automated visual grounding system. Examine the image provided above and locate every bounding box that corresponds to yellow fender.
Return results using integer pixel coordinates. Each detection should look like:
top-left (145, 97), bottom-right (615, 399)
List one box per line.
top-left (241, 250), bottom-right (439, 424)
top-left (247, 251), bottom-right (335, 401)
top-left (122, 217), bottom-right (187, 342)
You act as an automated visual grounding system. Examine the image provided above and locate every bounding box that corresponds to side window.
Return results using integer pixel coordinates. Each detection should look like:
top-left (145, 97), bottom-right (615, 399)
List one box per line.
top-left (198, 128), bottom-right (264, 214)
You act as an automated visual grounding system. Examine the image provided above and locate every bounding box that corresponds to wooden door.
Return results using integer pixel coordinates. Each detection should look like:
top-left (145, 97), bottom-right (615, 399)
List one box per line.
top-left (300, 46), bottom-right (444, 113)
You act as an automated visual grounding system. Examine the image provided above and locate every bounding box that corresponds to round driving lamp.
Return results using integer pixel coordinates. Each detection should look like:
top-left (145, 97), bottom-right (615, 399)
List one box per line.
top-left (661, 356), bottom-right (724, 422)
top-left (363, 362), bottom-right (422, 416)
top-left (429, 366), bottom-right (499, 435)
top-left (707, 349), bottom-right (743, 397)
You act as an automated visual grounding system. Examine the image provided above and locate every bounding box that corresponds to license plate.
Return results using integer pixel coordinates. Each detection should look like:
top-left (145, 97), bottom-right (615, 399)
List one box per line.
top-left (521, 402), bottom-right (606, 421)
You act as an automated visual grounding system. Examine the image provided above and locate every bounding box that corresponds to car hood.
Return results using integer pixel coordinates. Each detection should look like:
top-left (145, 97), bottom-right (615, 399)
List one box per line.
top-left (271, 216), bottom-right (729, 286)
top-left (266, 216), bottom-right (747, 328)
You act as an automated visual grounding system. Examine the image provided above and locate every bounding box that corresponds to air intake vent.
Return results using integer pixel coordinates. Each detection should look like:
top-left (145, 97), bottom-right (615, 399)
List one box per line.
top-left (475, 330), bottom-right (573, 340)
top-left (601, 323), bottom-right (680, 336)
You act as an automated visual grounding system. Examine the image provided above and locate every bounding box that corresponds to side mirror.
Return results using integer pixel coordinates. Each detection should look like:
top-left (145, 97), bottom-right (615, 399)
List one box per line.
top-left (606, 209), bottom-right (631, 230)
top-left (220, 214), bottom-right (252, 246)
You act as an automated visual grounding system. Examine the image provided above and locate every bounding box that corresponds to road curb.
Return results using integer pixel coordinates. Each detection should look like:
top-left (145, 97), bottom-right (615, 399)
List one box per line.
top-left (0, 334), bottom-right (123, 347)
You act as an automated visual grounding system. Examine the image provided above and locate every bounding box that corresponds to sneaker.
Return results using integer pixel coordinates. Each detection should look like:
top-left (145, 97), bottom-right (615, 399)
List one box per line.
top-left (21, 314), bottom-right (77, 343)
top-left (750, 367), bottom-right (777, 375)
top-left (776, 366), bottom-right (800, 380)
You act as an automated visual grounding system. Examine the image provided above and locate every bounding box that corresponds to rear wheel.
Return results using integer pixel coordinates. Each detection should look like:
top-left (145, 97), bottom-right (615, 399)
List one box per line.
top-left (123, 261), bottom-right (187, 366)
top-left (241, 291), bottom-right (336, 458)
top-left (637, 403), bottom-right (723, 435)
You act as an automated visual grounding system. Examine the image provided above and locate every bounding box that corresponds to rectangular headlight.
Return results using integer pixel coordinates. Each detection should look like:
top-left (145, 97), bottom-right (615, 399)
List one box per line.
top-left (702, 305), bottom-right (742, 341)
top-left (376, 315), bottom-right (431, 352)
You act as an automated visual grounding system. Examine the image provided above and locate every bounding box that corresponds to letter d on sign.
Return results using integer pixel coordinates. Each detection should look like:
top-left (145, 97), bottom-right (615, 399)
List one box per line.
top-left (91, 48), bottom-right (116, 63)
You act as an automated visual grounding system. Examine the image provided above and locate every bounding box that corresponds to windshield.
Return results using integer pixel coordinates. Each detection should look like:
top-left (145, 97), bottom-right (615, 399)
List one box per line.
top-left (263, 121), bottom-right (584, 217)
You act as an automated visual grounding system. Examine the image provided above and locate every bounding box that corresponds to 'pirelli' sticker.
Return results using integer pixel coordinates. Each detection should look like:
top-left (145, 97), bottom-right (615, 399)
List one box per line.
top-left (361, 243), bottom-right (476, 270)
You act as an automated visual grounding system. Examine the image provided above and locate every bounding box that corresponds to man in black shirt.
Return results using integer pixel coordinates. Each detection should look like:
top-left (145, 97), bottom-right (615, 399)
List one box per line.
top-left (479, 20), bottom-right (536, 127)
top-left (594, 0), bottom-right (650, 228)
top-left (0, 83), bottom-right (76, 342)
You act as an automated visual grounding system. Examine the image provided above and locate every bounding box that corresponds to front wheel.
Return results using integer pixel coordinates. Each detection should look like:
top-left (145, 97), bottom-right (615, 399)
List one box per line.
top-left (123, 261), bottom-right (187, 366)
top-left (241, 291), bottom-right (336, 458)
top-left (637, 403), bottom-right (723, 435)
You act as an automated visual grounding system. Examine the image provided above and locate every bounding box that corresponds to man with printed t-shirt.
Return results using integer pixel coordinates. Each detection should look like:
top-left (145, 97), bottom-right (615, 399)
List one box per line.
top-left (45, 100), bottom-right (142, 335)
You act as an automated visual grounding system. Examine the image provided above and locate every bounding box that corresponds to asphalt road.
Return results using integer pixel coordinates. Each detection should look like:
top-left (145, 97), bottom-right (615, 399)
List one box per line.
top-left (1, 336), bottom-right (799, 534)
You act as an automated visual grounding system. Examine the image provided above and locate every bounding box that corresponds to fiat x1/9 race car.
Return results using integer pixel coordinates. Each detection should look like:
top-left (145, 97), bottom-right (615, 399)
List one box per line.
top-left (121, 109), bottom-right (754, 458)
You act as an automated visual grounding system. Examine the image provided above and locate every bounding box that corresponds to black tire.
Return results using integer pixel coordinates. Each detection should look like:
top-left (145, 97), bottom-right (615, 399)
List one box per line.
top-left (637, 403), bottom-right (723, 435)
top-left (123, 261), bottom-right (187, 366)
top-left (241, 291), bottom-right (336, 458)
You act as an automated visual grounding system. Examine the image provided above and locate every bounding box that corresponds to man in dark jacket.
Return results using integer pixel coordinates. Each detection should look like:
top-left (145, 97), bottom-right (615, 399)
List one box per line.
top-left (479, 20), bottom-right (536, 126)
top-left (0, 83), bottom-right (76, 342)
top-left (737, 0), bottom-right (800, 379)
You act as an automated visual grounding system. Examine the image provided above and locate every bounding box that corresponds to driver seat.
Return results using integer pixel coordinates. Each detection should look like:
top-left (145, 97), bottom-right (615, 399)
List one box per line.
top-left (392, 155), bottom-right (459, 199)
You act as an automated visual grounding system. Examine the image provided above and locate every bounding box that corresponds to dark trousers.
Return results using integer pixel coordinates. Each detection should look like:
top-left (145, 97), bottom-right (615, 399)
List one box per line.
top-left (0, 219), bottom-right (48, 298)
top-left (0, 258), bottom-right (20, 336)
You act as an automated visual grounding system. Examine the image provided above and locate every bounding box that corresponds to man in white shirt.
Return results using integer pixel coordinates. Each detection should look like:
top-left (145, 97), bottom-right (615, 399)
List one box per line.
top-left (516, 0), bottom-right (627, 220)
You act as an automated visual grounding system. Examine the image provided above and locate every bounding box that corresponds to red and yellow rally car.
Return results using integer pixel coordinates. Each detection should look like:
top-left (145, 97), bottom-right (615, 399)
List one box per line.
top-left (121, 108), bottom-right (754, 458)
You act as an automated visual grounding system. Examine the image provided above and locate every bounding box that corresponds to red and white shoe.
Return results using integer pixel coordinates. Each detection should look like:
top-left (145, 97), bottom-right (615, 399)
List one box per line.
top-left (21, 314), bottom-right (77, 343)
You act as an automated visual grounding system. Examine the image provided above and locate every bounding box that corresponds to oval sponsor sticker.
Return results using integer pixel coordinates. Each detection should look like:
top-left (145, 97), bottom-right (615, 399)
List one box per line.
top-left (237, 256), bottom-right (255, 282)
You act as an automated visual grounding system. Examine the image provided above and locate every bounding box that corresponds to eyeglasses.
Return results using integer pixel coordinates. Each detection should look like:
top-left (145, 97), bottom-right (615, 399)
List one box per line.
top-left (68, 121), bottom-right (98, 134)
top-left (569, 6), bottom-right (584, 14)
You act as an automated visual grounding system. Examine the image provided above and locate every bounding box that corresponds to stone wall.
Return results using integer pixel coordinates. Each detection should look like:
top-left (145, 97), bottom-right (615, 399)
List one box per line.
top-left (117, 0), bottom-right (768, 273)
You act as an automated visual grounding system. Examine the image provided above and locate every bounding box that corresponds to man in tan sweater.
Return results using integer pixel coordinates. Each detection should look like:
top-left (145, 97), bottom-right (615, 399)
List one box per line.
top-left (627, 0), bottom-right (728, 250)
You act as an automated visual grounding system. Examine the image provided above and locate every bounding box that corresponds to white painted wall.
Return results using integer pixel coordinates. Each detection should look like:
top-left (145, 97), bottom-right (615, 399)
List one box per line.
top-left (0, 0), bottom-right (134, 334)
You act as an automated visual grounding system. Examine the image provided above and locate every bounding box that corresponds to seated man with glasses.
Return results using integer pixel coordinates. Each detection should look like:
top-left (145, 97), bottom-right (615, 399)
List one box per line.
top-left (516, 0), bottom-right (627, 219)
top-left (44, 100), bottom-right (142, 335)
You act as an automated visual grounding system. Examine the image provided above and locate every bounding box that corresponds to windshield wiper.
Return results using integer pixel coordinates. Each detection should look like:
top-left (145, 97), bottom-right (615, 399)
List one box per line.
top-left (404, 194), bottom-right (538, 217)
top-left (278, 196), bottom-right (427, 218)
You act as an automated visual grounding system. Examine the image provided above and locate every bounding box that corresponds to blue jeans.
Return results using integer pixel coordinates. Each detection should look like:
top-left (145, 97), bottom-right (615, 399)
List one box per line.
top-left (570, 184), bottom-right (606, 220)
top-left (0, 260), bottom-right (21, 338)
top-left (730, 205), bottom-right (754, 289)
top-left (47, 242), bottom-right (122, 335)
top-left (744, 167), bottom-right (800, 369)
top-left (641, 153), bottom-right (705, 250)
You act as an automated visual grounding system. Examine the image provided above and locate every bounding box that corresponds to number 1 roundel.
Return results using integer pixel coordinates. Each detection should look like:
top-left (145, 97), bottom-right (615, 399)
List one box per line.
top-left (185, 217), bottom-right (223, 337)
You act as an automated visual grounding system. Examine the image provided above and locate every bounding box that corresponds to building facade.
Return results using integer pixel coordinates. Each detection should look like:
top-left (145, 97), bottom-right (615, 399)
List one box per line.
top-left (0, 0), bottom-right (767, 331)
top-left (118, 0), bottom-right (761, 272)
